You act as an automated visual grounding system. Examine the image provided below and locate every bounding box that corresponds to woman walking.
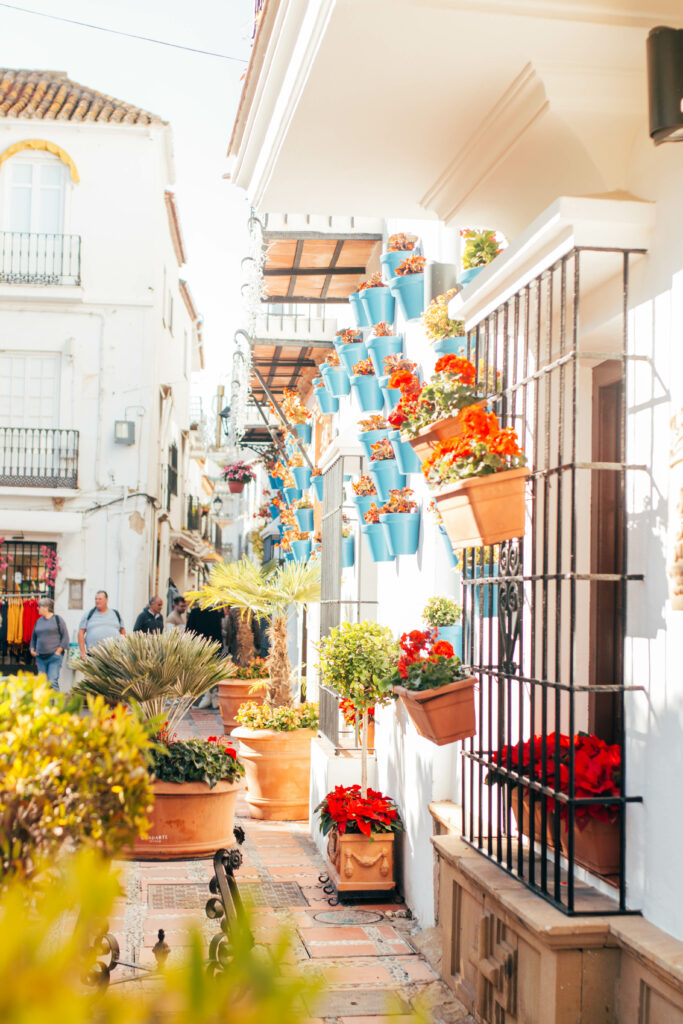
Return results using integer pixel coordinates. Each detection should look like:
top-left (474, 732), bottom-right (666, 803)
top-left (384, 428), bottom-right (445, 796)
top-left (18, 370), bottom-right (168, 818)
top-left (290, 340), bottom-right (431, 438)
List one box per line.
top-left (29, 598), bottom-right (69, 691)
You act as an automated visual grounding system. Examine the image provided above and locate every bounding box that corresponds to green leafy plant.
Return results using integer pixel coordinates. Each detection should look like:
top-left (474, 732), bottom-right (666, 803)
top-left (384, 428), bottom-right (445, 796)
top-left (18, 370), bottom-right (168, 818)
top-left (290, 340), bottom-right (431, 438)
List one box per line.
top-left (461, 228), bottom-right (502, 269)
top-left (75, 630), bottom-right (234, 738)
top-left (422, 288), bottom-right (465, 343)
top-left (387, 354), bottom-right (483, 437)
top-left (422, 596), bottom-right (462, 627)
top-left (0, 673), bottom-right (153, 880)
top-left (235, 701), bottom-right (319, 731)
top-left (151, 737), bottom-right (244, 789)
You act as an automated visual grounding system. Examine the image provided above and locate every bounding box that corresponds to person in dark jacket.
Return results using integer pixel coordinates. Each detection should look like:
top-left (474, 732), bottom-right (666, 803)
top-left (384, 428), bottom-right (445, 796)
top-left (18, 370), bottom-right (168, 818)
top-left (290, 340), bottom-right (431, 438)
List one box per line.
top-left (30, 597), bottom-right (69, 690)
top-left (133, 596), bottom-right (164, 634)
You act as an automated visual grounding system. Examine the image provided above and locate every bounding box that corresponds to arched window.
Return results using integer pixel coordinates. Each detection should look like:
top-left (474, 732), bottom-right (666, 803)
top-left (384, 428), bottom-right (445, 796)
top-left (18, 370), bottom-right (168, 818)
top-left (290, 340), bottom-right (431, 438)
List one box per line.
top-left (1, 150), bottom-right (68, 234)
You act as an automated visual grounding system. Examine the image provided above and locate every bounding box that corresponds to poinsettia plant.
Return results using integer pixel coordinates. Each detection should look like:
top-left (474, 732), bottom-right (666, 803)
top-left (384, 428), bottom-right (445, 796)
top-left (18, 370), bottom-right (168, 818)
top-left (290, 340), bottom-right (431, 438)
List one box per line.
top-left (461, 228), bottom-right (502, 269)
top-left (351, 475), bottom-right (377, 496)
top-left (422, 288), bottom-right (465, 343)
top-left (369, 438), bottom-right (396, 462)
top-left (422, 405), bottom-right (527, 485)
top-left (394, 254), bottom-right (426, 276)
top-left (337, 328), bottom-right (364, 345)
top-left (386, 232), bottom-right (418, 252)
top-left (281, 387), bottom-right (312, 424)
top-left (352, 358), bottom-right (376, 376)
top-left (223, 461), bottom-right (256, 483)
top-left (383, 628), bottom-right (469, 693)
top-left (388, 354), bottom-right (483, 437)
top-left (316, 785), bottom-right (404, 838)
top-left (358, 271), bottom-right (385, 290)
top-left (358, 414), bottom-right (388, 433)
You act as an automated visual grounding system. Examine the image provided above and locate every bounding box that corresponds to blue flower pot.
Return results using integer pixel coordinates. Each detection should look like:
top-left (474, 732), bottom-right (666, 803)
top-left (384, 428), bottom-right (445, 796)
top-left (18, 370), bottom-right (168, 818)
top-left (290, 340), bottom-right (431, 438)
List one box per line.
top-left (433, 336), bottom-right (467, 357)
top-left (460, 266), bottom-right (484, 287)
top-left (311, 475), bottom-right (324, 502)
top-left (291, 538), bottom-right (311, 562)
top-left (351, 493), bottom-right (377, 520)
top-left (380, 250), bottom-right (415, 280)
top-left (323, 366), bottom-right (351, 397)
top-left (269, 474), bottom-right (283, 491)
top-left (349, 291), bottom-right (371, 328)
top-left (283, 486), bottom-right (301, 505)
top-left (379, 510), bottom-right (421, 556)
top-left (342, 534), bottom-right (355, 568)
top-left (358, 428), bottom-right (391, 460)
top-left (367, 335), bottom-right (403, 376)
top-left (294, 507), bottom-right (314, 533)
top-left (439, 525), bottom-right (459, 569)
top-left (338, 341), bottom-right (368, 377)
top-left (315, 386), bottom-right (339, 414)
top-left (436, 623), bottom-right (462, 658)
top-left (284, 550), bottom-right (295, 562)
top-left (294, 422), bottom-right (312, 445)
top-left (269, 502), bottom-right (280, 520)
top-left (359, 286), bottom-right (395, 325)
top-left (388, 429), bottom-right (422, 475)
top-left (378, 375), bottom-right (401, 411)
top-left (291, 465), bottom-right (312, 491)
top-left (369, 459), bottom-right (405, 502)
top-left (351, 374), bottom-right (384, 413)
top-left (361, 522), bottom-right (395, 562)
top-left (389, 272), bottom-right (425, 321)
top-left (464, 561), bottom-right (499, 616)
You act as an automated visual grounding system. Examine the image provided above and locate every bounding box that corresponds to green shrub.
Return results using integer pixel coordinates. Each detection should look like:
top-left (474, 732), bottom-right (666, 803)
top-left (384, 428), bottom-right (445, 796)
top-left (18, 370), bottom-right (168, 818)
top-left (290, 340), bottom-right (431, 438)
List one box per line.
top-left (0, 673), bottom-right (153, 880)
top-left (151, 737), bottom-right (244, 788)
top-left (422, 596), bottom-right (462, 627)
top-left (317, 621), bottom-right (398, 711)
top-left (235, 701), bottom-right (318, 732)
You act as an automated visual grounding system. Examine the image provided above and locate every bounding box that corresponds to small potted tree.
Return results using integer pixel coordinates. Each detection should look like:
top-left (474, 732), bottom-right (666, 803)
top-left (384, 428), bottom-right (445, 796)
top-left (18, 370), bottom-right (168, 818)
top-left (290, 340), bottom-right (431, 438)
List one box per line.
top-left (358, 271), bottom-right (395, 324)
top-left (460, 228), bottom-right (503, 286)
top-left (316, 621), bottom-right (402, 895)
top-left (422, 596), bottom-right (462, 654)
top-left (388, 254), bottom-right (426, 321)
top-left (422, 288), bottom-right (467, 356)
top-left (222, 461), bottom-right (256, 494)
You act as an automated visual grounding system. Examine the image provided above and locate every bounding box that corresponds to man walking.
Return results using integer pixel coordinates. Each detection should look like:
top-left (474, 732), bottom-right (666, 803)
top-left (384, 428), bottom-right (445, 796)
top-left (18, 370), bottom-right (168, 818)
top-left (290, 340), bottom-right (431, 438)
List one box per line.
top-left (29, 598), bottom-right (69, 690)
top-left (133, 595), bottom-right (164, 634)
top-left (165, 595), bottom-right (187, 632)
top-left (78, 590), bottom-right (126, 657)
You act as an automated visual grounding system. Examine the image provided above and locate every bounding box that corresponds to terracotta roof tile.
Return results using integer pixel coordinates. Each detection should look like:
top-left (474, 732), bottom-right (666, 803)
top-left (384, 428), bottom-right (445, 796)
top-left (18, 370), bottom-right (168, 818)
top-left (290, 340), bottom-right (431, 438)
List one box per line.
top-left (0, 69), bottom-right (165, 125)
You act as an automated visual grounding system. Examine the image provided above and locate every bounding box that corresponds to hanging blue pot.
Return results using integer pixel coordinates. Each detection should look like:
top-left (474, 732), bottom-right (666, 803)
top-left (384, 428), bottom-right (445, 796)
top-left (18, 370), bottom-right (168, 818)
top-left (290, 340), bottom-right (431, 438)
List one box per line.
top-left (342, 533), bottom-right (355, 568)
top-left (369, 459), bottom-right (405, 502)
top-left (433, 336), bottom-right (467, 357)
top-left (460, 266), bottom-right (484, 287)
top-left (388, 429), bottom-right (422, 475)
top-left (378, 375), bottom-right (401, 412)
top-left (269, 502), bottom-right (280, 520)
top-left (268, 474), bottom-right (283, 491)
top-left (349, 291), bottom-right (371, 328)
top-left (315, 385), bottom-right (339, 414)
top-left (380, 250), bottom-right (415, 280)
top-left (439, 525), bottom-right (459, 569)
top-left (389, 273), bottom-right (425, 321)
top-left (294, 422), bottom-right (312, 445)
top-left (351, 493), bottom-right (377, 520)
top-left (324, 366), bottom-right (351, 397)
top-left (366, 334), bottom-right (403, 376)
top-left (338, 341), bottom-right (368, 377)
top-left (436, 623), bottom-right (463, 658)
top-left (359, 285), bottom-right (395, 325)
top-left (351, 374), bottom-right (384, 413)
top-left (311, 475), bottom-right (324, 502)
top-left (379, 510), bottom-right (421, 556)
top-left (361, 522), bottom-right (395, 562)
top-left (283, 486), bottom-right (301, 505)
top-left (358, 428), bottom-right (391, 460)
top-left (463, 561), bottom-right (499, 616)
top-left (291, 538), bottom-right (312, 562)
top-left (294, 507), bottom-right (314, 533)
top-left (284, 550), bottom-right (295, 563)
top-left (291, 465), bottom-right (312, 491)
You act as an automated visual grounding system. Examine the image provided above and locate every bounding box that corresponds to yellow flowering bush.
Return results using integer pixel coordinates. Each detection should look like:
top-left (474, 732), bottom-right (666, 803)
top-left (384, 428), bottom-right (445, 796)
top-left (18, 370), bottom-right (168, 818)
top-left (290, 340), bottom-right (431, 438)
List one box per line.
top-left (235, 701), bottom-right (319, 731)
top-left (0, 673), bottom-right (153, 880)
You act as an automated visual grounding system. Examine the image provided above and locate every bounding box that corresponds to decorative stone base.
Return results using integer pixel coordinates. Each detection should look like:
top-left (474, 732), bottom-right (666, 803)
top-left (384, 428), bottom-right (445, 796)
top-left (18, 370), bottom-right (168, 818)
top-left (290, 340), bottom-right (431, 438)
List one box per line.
top-left (432, 827), bottom-right (683, 1024)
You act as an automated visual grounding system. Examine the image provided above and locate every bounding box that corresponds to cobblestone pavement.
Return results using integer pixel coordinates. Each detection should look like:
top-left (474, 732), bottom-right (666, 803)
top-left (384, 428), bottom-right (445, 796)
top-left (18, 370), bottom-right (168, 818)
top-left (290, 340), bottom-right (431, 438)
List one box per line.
top-left (113, 708), bottom-right (474, 1023)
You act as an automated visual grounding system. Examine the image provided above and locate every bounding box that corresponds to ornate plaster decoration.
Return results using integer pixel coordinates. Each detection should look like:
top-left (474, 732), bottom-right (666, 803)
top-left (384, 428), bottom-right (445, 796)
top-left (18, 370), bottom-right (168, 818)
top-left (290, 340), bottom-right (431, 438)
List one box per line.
top-left (0, 138), bottom-right (80, 182)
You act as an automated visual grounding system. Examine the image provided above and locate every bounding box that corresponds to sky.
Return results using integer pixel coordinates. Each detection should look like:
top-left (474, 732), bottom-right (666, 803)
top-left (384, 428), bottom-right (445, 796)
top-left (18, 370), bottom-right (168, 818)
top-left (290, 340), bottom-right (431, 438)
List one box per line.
top-left (0, 0), bottom-right (254, 417)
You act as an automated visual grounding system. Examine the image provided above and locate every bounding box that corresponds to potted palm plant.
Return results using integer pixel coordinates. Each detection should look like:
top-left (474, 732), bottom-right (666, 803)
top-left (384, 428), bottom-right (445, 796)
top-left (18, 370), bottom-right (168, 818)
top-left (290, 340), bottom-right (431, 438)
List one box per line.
top-left (350, 357), bottom-right (384, 414)
top-left (188, 558), bottom-right (321, 820)
top-left (75, 631), bottom-right (244, 858)
top-left (388, 254), bottom-right (426, 320)
top-left (422, 288), bottom-right (467, 356)
top-left (316, 621), bottom-right (402, 894)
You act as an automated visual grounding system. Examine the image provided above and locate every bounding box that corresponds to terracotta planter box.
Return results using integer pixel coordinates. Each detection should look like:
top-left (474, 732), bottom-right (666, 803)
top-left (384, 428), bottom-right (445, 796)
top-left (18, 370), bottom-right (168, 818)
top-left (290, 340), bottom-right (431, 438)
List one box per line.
top-left (407, 415), bottom-right (467, 463)
top-left (394, 676), bottom-right (477, 746)
top-left (325, 829), bottom-right (396, 893)
top-left (560, 816), bottom-right (620, 876)
top-left (217, 678), bottom-right (267, 734)
top-left (131, 778), bottom-right (243, 860)
top-left (227, 480), bottom-right (246, 494)
top-left (510, 788), bottom-right (555, 848)
top-left (434, 466), bottom-right (530, 548)
top-left (231, 726), bottom-right (315, 820)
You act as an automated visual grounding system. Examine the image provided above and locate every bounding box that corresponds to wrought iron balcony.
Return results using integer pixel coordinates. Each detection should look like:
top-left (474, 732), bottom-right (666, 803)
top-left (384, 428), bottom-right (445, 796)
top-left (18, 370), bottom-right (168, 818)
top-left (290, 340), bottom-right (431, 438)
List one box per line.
top-left (0, 232), bottom-right (81, 286)
top-left (0, 428), bottom-right (79, 488)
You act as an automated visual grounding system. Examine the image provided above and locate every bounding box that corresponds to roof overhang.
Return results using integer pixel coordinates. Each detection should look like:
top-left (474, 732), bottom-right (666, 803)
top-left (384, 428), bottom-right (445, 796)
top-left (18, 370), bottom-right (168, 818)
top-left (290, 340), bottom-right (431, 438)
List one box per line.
top-left (228, 0), bottom-right (683, 238)
top-left (263, 231), bottom-right (381, 302)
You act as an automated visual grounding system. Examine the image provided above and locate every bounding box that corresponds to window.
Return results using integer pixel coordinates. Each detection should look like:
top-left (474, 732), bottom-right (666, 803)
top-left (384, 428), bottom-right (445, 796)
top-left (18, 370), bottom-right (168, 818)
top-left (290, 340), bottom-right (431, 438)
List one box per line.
top-left (1, 153), bottom-right (67, 234)
top-left (0, 352), bottom-right (60, 428)
top-left (167, 293), bottom-right (174, 335)
top-left (167, 442), bottom-right (178, 506)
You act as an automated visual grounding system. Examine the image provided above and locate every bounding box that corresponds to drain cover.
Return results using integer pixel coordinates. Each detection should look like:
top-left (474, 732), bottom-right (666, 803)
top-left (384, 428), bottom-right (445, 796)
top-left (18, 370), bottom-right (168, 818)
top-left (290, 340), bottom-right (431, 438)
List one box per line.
top-left (240, 881), bottom-right (307, 908)
top-left (148, 883), bottom-right (208, 909)
top-left (148, 881), bottom-right (306, 911)
top-left (312, 909), bottom-right (384, 925)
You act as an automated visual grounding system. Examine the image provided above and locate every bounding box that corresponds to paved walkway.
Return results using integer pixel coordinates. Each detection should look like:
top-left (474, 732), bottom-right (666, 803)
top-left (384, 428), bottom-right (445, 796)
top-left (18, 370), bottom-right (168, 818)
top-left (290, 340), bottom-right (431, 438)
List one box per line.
top-left (112, 708), bottom-right (474, 1024)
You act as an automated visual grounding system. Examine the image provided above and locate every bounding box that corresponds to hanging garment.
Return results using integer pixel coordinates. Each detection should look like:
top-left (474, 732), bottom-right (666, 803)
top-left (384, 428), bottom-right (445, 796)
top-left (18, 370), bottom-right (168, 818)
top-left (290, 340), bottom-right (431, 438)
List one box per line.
top-left (7, 600), bottom-right (23, 645)
top-left (0, 602), bottom-right (6, 648)
top-left (22, 599), bottom-right (40, 645)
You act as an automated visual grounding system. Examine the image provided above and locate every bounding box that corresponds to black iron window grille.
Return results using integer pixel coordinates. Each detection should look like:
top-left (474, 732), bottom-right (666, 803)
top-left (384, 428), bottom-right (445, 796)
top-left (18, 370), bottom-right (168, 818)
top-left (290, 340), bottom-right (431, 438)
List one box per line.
top-left (459, 246), bottom-right (644, 916)
top-left (0, 427), bottom-right (79, 488)
top-left (0, 232), bottom-right (81, 286)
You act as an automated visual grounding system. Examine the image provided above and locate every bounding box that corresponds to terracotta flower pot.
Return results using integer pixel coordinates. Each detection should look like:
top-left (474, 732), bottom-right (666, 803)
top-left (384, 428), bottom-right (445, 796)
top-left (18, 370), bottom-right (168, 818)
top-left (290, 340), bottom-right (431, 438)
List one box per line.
top-left (510, 788), bottom-right (555, 848)
top-left (407, 403), bottom-right (487, 464)
top-left (325, 829), bottom-right (396, 893)
top-left (434, 467), bottom-right (530, 548)
top-left (131, 778), bottom-right (243, 860)
top-left (228, 480), bottom-right (245, 494)
top-left (231, 727), bottom-right (316, 820)
top-left (560, 816), bottom-right (620, 875)
top-left (217, 678), bottom-right (268, 734)
top-left (394, 676), bottom-right (477, 746)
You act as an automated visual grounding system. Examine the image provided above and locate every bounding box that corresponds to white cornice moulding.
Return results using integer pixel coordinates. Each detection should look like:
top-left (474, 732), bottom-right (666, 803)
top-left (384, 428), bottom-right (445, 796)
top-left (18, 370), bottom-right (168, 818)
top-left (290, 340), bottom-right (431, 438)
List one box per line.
top-left (0, 510), bottom-right (83, 534)
top-left (448, 195), bottom-right (655, 327)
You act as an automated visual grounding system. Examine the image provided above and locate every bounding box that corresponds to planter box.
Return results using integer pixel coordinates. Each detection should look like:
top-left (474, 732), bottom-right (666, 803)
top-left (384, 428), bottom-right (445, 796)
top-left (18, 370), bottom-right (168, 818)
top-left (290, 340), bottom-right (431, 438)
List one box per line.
top-left (394, 676), bottom-right (476, 746)
top-left (510, 788), bottom-right (555, 849)
top-left (228, 480), bottom-right (245, 494)
top-left (407, 408), bottom-right (484, 463)
top-left (560, 816), bottom-right (620, 876)
top-left (131, 779), bottom-right (243, 860)
top-left (218, 678), bottom-right (267, 734)
top-left (232, 727), bottom-right (315, 820)
top-left (435, 467), bottom-right (530, 548)
top-left (325, 829), bottom-right (396, 893)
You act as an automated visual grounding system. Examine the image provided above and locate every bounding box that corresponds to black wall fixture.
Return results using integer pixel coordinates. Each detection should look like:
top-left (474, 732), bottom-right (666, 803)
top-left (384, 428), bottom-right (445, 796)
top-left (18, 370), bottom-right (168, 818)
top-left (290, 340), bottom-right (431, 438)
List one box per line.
top-left (647, 25), bottom-right (683, 143)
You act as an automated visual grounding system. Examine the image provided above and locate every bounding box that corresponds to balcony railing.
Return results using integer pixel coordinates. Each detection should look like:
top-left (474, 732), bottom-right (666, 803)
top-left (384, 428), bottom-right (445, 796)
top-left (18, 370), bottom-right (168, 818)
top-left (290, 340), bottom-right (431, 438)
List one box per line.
top-left (0, 428), bottom-right (79, 488)
top-left (0, 232), bottom-right (81, 286)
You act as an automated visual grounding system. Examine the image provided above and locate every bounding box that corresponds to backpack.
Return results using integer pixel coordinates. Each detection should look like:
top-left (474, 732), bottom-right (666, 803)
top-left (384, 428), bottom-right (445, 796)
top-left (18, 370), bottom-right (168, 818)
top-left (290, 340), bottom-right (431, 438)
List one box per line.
top-left (86, 606), bottom-right (122, 626)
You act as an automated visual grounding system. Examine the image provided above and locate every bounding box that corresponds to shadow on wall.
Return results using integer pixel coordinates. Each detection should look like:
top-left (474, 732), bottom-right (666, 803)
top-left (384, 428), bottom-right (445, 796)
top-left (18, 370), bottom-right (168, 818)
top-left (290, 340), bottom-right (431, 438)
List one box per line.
top-left (627, 488), bottom-right (667, 640)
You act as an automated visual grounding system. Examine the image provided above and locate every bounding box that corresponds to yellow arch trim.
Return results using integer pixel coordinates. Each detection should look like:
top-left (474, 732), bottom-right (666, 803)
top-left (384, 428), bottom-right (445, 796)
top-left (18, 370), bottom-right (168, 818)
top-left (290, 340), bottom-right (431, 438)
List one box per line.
top-left (0, 139), bottom-right (80, 183)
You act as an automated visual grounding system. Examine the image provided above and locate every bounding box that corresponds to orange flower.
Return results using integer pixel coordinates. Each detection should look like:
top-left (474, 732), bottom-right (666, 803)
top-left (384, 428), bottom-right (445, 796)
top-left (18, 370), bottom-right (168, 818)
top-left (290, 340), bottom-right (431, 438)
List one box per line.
top-left (394, 254), bottom-right (426, 276)
top-left (488, 428), bottom-right (522, 457)
top-left (373, 321), bottom-right (394, 336)
top-left (434, 354), bottom-right (476, 385)
top-left (457, 404), bottom-right (499, 441)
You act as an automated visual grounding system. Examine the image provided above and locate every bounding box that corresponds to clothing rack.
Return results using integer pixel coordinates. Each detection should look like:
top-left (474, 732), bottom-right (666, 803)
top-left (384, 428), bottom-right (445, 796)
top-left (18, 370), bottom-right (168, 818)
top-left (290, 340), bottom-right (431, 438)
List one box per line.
top-left (0, 592), bottom-right (43, 599)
